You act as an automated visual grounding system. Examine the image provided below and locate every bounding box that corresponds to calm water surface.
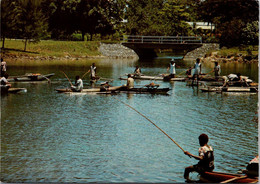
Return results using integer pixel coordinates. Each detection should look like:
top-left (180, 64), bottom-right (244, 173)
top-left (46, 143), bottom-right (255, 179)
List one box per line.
top-left (1, 57), bottom-right (258, 182)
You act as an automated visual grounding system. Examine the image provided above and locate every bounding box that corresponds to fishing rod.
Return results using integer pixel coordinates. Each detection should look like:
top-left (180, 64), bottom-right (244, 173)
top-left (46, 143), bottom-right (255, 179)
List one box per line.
top-left (112, 96), bottom-right (185, 152)
top-left (82, 70), bottom-right (90, 79)
top-left (60, 70), bottom-right (73, 86)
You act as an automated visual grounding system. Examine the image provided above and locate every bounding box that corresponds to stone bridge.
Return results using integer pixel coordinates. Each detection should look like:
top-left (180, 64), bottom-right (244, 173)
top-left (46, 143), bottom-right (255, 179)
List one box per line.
top-left (122, 35), bottom-right (203, 58)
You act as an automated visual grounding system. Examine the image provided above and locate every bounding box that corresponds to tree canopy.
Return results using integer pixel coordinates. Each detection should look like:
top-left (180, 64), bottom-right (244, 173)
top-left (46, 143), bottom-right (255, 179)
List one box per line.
top-left (1, 0), bottom-right (259, 48)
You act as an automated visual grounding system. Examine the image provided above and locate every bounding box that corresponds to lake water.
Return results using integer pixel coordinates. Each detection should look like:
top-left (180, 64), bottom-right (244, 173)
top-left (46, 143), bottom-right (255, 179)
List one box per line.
top-left (1, 57), bottom-right (258, 182)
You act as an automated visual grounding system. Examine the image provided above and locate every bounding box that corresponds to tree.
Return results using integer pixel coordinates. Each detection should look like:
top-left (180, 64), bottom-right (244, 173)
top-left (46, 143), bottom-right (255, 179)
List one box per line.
top-left (198, 0), bottom-right (259, 46)
top-left (125, 0), bottom-right (191, 36)
top-left (1, 0), bottom-right (18, 48)
top-left (15, 0), bottom-right (48, 51)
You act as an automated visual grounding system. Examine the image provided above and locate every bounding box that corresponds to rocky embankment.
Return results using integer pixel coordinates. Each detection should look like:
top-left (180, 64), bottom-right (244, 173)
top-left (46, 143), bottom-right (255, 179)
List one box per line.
top-left (184, 43), bottom-right (220, 60)
top-left (99, 43), bottom-right (138, 59)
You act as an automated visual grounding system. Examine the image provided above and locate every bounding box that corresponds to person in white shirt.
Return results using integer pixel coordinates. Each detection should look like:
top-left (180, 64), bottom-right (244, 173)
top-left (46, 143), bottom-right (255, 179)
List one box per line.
top-left (213, 62), bottom-right (221, 78)
top-left (1, 58), bottom-right (7, 76)
top-left (167, 59), bottom-right (176, 78)
top-left (127, 74), bottom-right (134, 89)
top-left (192, 58), bottom-right (202, 85)
top-left (0, 73), bottom-right (11, 87)
top-left (71, 76), bottom-right (83, 92)
top-left (90, 63), bottom-right (97, 80)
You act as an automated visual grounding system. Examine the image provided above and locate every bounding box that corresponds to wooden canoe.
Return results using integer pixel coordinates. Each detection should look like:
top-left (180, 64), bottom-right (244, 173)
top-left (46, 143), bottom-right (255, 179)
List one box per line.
top-left (8, 73), bottom-right (54, 82)
top-left (222, 87), bottom-right (258, 92)
top-left (56, 86), bottom-right (123, 93)
top-left (119, 74), bottom-right (186, 81)
top-left (118, 86), bottom-right (170, 94)
top-left (200, 171), bottom-right (258, 183)
top-left (1, 86), bottom-right (27, 94)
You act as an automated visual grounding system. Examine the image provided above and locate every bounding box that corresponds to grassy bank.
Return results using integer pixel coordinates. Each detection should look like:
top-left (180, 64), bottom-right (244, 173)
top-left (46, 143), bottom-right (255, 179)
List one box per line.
top-left (1, 40), bottom-right (101, 58)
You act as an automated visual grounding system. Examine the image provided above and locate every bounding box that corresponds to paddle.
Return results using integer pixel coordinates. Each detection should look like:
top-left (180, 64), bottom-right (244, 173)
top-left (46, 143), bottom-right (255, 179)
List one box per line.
top-left (42, 75), bottom-right (51, 83)
top-left (60, 71), bottom-right (73, 86)
top-left (220, 175), bottom-right (247, 183)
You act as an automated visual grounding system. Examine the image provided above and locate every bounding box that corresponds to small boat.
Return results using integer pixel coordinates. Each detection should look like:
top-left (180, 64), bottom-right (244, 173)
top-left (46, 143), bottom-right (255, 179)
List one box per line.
top-left (200, 171), bottom-right (258, 183)
top-left (118, 86), bottom-right (170, 94)
top-left (56, 86), bottom-right (123, 93)
top-left (222, 86), bottom-right (258, 92)
top-left (119, 74), bottom-right (186, 81)
top-left (8, 73), bottom-right (54, 82)
top-left (1, 85), bottom-right (27, 94)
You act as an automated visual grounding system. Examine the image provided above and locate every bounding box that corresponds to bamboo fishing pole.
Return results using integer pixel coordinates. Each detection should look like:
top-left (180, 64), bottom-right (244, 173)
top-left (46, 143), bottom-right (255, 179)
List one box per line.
top-left (60, 71), bottom-right (73, 86)
top-left (112, 96), bottom-right (185, 152)
top-left (82, 70), bottom-right (90, 79)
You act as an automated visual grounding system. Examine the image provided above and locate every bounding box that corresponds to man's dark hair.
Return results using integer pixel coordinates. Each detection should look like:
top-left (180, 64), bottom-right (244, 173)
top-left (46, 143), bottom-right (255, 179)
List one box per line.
top-left (199, 134), bottom-right (209, 146)
top-left (196, 58), bottom-right (200, 63)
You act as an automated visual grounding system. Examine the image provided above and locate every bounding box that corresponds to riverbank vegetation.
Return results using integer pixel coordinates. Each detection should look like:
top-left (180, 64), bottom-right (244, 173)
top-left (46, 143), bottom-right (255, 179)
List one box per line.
top-left (2, 40), bottom-right (101, 59)
top-left (1, 0), bottom-right (258, 59)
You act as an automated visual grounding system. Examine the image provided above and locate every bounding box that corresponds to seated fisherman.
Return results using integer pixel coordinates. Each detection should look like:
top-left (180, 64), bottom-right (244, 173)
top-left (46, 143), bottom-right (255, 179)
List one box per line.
top-left (127, 74), bottom-right (134, 89)
top-left (184, 134), bottom-right (214, 180)
top-left (0, 73), bottom-right (11, 87)
top-left (134, 66), bottom-right (142, 76)
top-left (71, 75), bottom-right (83, 92)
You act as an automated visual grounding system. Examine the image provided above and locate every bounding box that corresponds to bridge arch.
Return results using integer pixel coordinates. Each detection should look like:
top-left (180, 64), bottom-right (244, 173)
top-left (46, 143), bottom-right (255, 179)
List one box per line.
top-left (122, 35), bottom-right (203, 59)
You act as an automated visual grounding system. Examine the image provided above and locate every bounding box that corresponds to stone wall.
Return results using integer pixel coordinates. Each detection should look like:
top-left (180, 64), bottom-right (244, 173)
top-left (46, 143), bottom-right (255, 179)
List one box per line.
top-left (184, 43), bottom-right (220, 60)
top-left (99, 43), bottom-right (138, 59)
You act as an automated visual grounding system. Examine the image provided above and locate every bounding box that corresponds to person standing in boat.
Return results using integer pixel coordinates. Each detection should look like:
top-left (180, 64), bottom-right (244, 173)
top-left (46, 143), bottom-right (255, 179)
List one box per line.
top-left (90, 63), bottom-right (97, 80)
top-left (184, 133), bottom-right (214, 180)
top-left (192, 58), bottom-right (202, 85)
top-left (1, 58), bottom-right (7, 77)
top-left (167, 59), bottom-right (176, 78)
top-left (213, 62), bottom-right (221, 79)
top-left (127, 74), bottom-right (134, 89)
top-left (134, 66), bottom-right (142, 76)
top-left (71, 75), bottom-right (83, 92)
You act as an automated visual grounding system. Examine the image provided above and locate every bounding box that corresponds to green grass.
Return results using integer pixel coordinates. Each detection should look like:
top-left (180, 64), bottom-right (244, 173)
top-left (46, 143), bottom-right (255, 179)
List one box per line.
top-left (1, 40), bottom-right (101, 57)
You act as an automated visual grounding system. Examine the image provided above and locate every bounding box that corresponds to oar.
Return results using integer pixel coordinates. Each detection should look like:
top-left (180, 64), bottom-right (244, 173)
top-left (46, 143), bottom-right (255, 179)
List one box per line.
top-left (42, 75), bottom-right (51, 83)
top-left (177, 70), bottom-right (186, 76)
top-left (220, 175), bottom-right (247, 183)
top-left (112, 97), bottom-right (185, 152)
top-left (60, 71), bottom-right (73, 86)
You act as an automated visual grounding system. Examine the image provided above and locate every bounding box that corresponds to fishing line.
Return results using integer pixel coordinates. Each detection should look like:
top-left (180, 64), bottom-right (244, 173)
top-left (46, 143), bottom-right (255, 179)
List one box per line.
top-left (112, 96), bottom-right (185, 152)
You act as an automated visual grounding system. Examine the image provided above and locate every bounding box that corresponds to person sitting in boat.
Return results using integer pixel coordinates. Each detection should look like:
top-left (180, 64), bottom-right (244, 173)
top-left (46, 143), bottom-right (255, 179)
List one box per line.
top-left (100, 81), bottom-right (111, 91)
top-left (0, 73), bottom-right (11, 87)
top-left (184, 133), bottom-right (214, 180)
top-left (191, 58), bottom-right (202, 85)
top-left (71, 75), bottom-right (83, 92)
top-left (134, 66), bottom-right (142, 76)
top-left (127, 74), bottom-right (134, 89)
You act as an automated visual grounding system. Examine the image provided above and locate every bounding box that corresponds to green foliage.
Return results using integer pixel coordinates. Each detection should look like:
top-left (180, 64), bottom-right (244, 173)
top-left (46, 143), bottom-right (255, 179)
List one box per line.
top-left (125, 0), bottom-right (191, 36)
top-left (241, 21), bottom-right (259, 45)
top-left (198, 0), bottom-right (259, 47)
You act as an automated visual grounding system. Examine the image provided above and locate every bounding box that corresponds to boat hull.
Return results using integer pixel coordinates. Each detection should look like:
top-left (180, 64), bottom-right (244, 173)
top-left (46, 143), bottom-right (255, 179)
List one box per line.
top-left (119, 75), bottom-right (186, 81)
top-left (119, 87), bottom-right (170, 94)
top-left (8, 73), bottom-right (55, 82)
top-left (200, 171), bottom-right (258, 183)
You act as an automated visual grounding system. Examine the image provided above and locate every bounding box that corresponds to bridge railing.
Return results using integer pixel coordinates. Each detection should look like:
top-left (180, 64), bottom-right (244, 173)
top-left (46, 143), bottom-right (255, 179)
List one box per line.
top-left (122, 35), bottom-right (202, 44)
